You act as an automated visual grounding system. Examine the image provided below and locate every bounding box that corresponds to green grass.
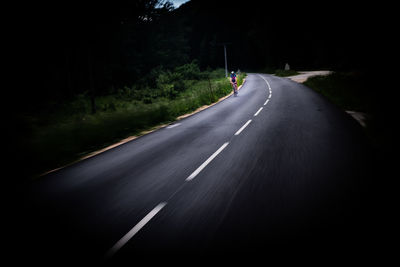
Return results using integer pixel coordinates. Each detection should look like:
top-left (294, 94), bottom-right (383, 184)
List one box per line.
top-left (303, 71), bottom-right (386, 150)
top-left (304, 71), bottom-right (373, 112)
top-left (25, 69), bottom-right (246, 177)
top-left (274, 69), bottom-right (299, 77)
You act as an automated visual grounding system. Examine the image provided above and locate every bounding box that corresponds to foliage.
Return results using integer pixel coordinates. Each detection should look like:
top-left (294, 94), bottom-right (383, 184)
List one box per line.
top-left (274, 69), bottom-right (299, 77)
top-left (174, 61), bottom-right (201, 80)
top-left (303, 71), bottom-right (387, 150)
top-left (15, 0), bottom-right (372, 179)
top-left (21, 0), bottom-right (372, 115)
top-left (304, 72), bottom-right (373, 112)
top-left (24, 66), bottom-right (245, 177)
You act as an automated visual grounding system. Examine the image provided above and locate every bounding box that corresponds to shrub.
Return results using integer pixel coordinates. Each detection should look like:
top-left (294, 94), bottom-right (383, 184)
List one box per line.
top-left (274, 69), bottom-right (299, 77)
top-left (174, 61), bottom-right (201, 80)
top-left (25, 67), bottom-right (246, 177)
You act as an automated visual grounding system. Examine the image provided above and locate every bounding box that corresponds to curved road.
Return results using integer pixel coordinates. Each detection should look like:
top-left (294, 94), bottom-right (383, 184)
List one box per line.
top-left (20, 74), bottom-right (375, 264)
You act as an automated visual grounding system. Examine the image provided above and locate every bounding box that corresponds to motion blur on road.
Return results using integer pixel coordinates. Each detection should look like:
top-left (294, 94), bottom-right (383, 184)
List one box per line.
top-left (17, 74), bottom-right (379, 264)
top-left (7, 0), bottom-right (395, 265)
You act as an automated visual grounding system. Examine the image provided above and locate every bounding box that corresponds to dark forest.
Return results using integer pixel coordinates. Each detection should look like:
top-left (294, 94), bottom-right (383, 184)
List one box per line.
top-left (13, 0), bottom-right (383, 109)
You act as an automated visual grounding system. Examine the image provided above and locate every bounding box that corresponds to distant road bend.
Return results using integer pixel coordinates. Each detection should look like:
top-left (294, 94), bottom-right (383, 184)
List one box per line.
top-left (21, 73), bottom-right (375, 263)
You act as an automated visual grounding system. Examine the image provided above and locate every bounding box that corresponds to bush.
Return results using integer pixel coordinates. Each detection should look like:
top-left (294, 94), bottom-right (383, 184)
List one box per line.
top-left (25, 67), bottom-right (246, 177)
top-left (274, 69), bottom-right (299, 77)
top-left (304, 72), bottom-right (372, 112)
top-left (174, 61), bottom-right (201, 80)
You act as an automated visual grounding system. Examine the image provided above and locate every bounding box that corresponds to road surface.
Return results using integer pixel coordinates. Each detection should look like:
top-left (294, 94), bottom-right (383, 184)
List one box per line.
top-left (16, 74), bottom-right (377, 264)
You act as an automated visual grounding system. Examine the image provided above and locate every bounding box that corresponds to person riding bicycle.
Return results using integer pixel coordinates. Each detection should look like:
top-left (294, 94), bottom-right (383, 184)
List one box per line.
top-left (230, 71), bottom-right (238, 96)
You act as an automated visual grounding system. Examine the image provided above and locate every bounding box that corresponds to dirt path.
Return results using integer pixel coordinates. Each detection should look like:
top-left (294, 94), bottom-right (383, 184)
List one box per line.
top-left (286, 70), bottom-right (332, 83)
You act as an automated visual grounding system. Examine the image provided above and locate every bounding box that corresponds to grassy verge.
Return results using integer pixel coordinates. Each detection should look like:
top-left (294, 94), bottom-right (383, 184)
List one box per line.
top-left (22, 69), bottom-right (245, 178)
top-left (304, 72), bottom-right (373, 112)
top-left (303, 71), bottom-right (385, 148)
top-left (274, 69), bottom-right (299, 77)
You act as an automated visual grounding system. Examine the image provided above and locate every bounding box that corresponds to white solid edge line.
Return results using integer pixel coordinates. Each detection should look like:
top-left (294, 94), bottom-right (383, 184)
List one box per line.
top-left (254, 107), bottom-right (263, 116)
top-left (264, 99), bottom-right (269, 106)
top-left (235, 120), bottom-right (252, 136)
top-left (105, 202), bottom-right (167, 259)
top-left (186, 142), bottom-right (230, 181)
top-left (167, 123), bottom-right (181, 129)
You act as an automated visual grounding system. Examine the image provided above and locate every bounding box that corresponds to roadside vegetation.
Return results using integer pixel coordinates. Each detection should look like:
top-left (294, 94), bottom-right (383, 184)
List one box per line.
top-left (304, 72), bottom-right (373, 112)
top-left (21, 63), bottom-right (245, 178)
top-left (254, 68), bottom-right (299, 77)
top-left (303, 71), bottom-right (384, 149)
top-left (274, 69), bottom-right (299, 77)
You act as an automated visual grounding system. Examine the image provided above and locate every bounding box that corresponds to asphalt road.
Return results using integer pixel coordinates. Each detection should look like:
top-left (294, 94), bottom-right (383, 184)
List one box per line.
top-left (16, 74), bottom-right (378, 264)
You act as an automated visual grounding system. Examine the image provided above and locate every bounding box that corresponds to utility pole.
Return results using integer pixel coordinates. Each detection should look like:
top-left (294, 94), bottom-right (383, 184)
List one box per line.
top-left (217, 42), bottom-right (232, 77)
top-left (224, 44), bottom-right (228, 78)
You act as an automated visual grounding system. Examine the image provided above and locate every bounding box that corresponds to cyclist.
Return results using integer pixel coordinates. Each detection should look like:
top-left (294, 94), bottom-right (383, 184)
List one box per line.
top-left (230, 71), bottom-right (238, 96)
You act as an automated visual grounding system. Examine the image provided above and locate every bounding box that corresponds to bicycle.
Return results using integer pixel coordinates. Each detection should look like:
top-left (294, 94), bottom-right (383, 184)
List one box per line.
top-left (232, 81), bottom-right (238, 96)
